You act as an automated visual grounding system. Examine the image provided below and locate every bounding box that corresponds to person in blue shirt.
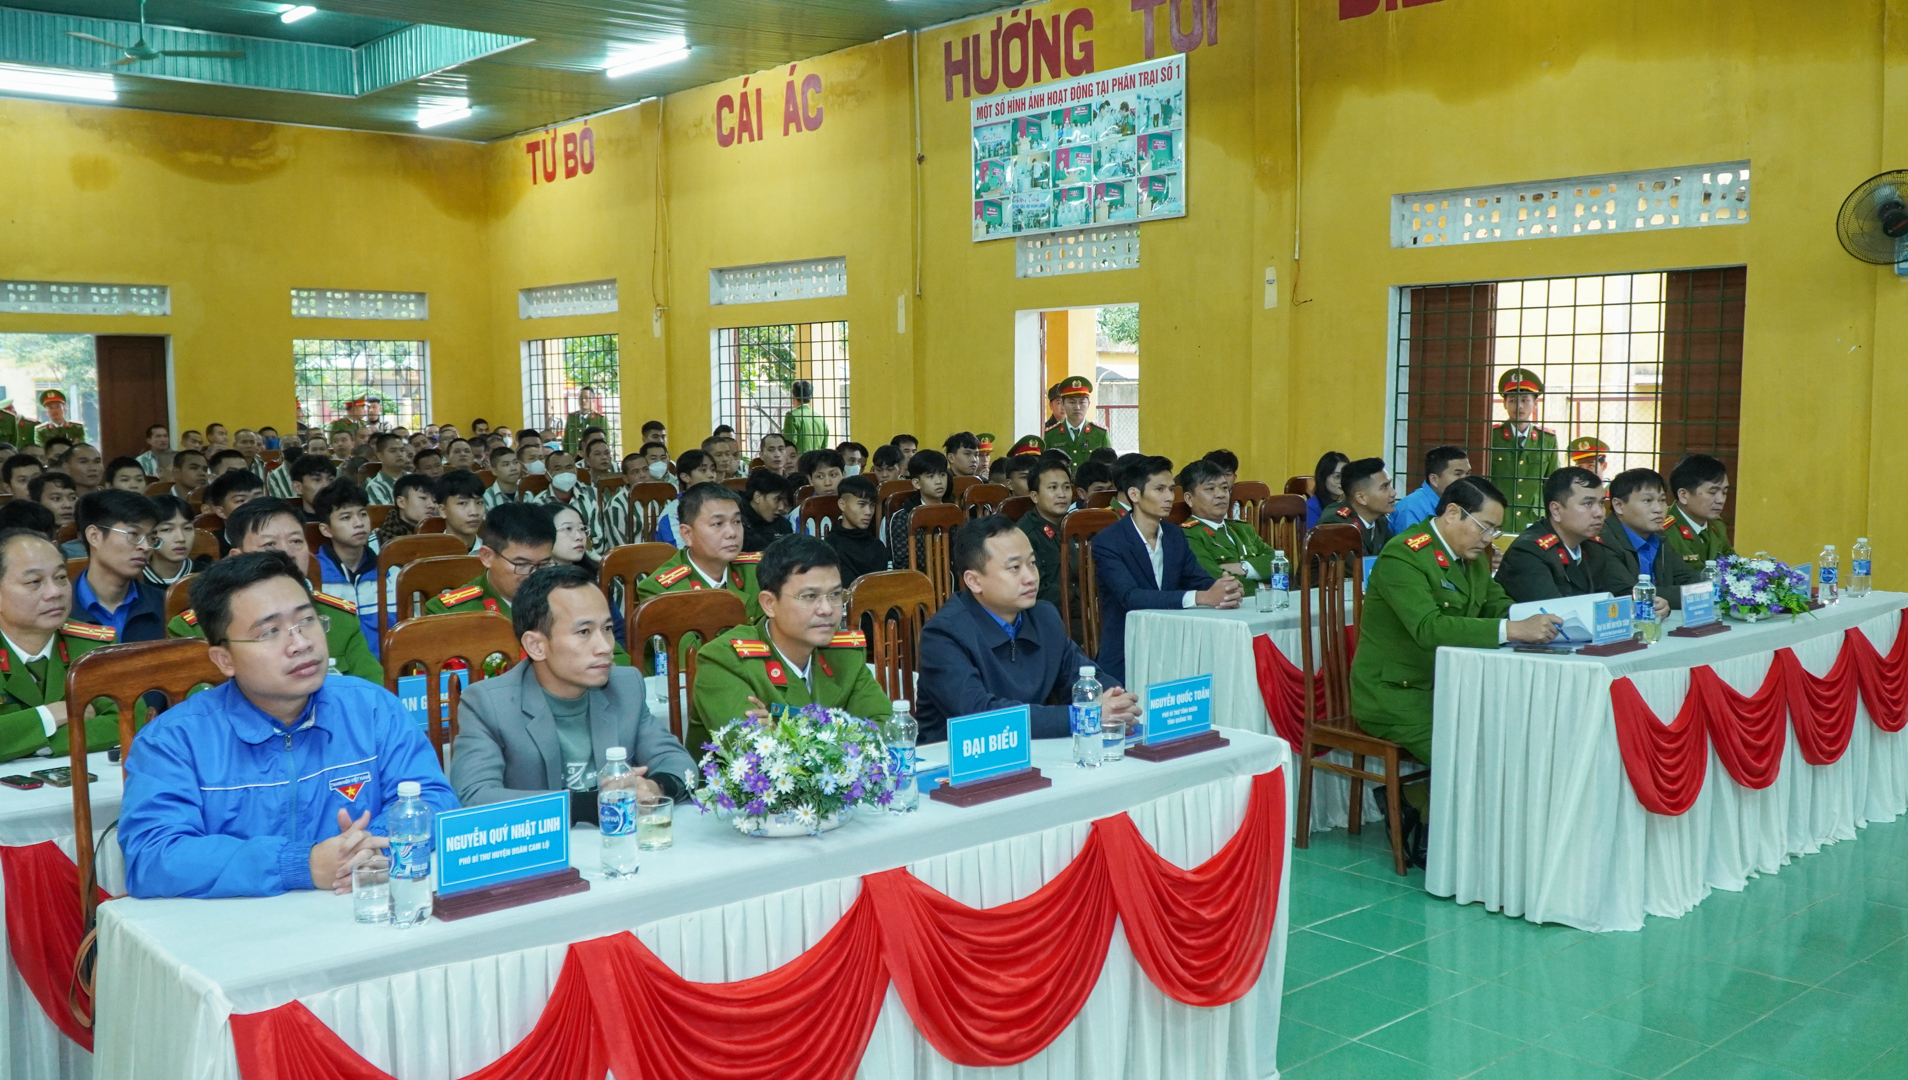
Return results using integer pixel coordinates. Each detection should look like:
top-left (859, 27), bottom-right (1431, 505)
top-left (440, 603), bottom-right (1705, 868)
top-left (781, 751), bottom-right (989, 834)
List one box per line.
top-left (1598, 468), bottom-right (1696, 613)
top-left (1305, 451), bottom-right (1349, 531)
top-left (71, 489), bottom-right (168, 642)
top-left (312, 479), bottom-right (381, 655)
top-left (1388, 445), bottom-right (1472, 535)
top-left (119, 552), bottom-right (458, 899)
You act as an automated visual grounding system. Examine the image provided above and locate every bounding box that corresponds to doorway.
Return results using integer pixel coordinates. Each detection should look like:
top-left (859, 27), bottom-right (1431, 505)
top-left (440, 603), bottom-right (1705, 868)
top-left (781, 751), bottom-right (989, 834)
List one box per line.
top-left (1012, 304), bottom-right (1139, 453)
top-left (96, 335), bottom-right (169, 459)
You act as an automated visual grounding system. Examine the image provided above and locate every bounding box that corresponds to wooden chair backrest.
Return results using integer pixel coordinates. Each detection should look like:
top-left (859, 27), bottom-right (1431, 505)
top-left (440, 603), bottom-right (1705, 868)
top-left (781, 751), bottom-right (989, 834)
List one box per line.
top-left (518, 474), bottom-right (551, 498)
top-left (56, 523), bottom-right (77, 544)
top-left (1298, 523), bottom-right (1365, 732)
top-left (65, 557), bottom-right (87, 582)
top-left (749, 457), bottom-right (765, 470)
top-left (418, 517), bottom-right (448, 534)
top-left (721, 477), bottom-right (749, 492)
top-left (382, 611), bottom-right (520, 758)
top-left (1166, 500), bottom-right (1192, 525)
top-left (190, 527), bottom-right (219, 562)
top-left (1262, 494), bottom-right (1307, 561)
top-left (877, 479), bottom-right (915, 503)
top-left (881, 488), bottom-right (916, 522)
top-left (66, 639), bottom-right (226, 930)
top-left (797, 494), bottom-right (842, 537)
top-left (303, 522), bottom-right (326, 554)
top-left (905, 503), bottom-right (965, 611)
top-left (392, 555), bottom-right (485, 626)
top-left (260, 449), bottom-right (282, 463)
top-left (1229, 481), bottom-right (1273, 534)
top-left (599, 542), bottom-right (676, 628)
top-left (357, 462), bottom-right (382, 482)
top-left (795, 485), bottom-right (815, 504)
top-left (1284, 475), bottom-right (1314, 497)
top-left (633, 589), bottom-right (749, 744)
top-left (848, 570), bottom-right (935, 701)
top-left (477, 469), bottom-right (495, 486)
top-left (595, 477), bottom-right (627, 502)
top-left (960, 483), bottom-right (1011, 518)
top-left (375, 534), bottom-right (468, 640)
top-left (1000, 495), bottom-right (1034, 522)
top-left (184, 484), bottom-right (205, 510)
top-left (192, 512), bottom-right (223, 533)
top-left (626, 482), bottom-right (677, 543)
top-left (367, 505), bottom-right (392, 529)
top-left (165, 574), bottom-right (196, 623)
top-left (1084, 491), bottom-right (1116, 510)
top-left (143, 481), bottom-right (171, 496)
top-left (1059, 508), bottom-right (1118, 656)
top-left (949, 476), bottom-right (982, 500)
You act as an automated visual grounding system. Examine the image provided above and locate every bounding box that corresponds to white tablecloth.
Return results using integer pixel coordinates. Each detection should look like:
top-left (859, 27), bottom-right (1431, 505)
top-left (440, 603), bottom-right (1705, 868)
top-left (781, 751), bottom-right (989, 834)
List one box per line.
top-left (1127, 602), bottom-right (1380, 831)
top-left (95, 734), bottom-right (1292, 1080)
top-left (1429, 592), bottom-right (1908, 932)
top-left (0, 750), bottom-right (118, 1080)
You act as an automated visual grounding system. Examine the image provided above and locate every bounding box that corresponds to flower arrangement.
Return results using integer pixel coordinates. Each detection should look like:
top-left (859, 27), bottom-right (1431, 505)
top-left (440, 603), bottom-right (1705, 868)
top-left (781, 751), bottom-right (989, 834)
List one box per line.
top-left (691, 704), bottom-right (895, 836)
top-left (1716, 554), bottom-right (1813, 621)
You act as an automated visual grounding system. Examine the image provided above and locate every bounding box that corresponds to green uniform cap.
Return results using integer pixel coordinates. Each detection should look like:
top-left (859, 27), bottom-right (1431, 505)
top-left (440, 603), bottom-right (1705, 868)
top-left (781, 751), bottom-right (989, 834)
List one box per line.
top-left (1497, 368), bottom-right (1544, 396)
top-left (1010, 435), bottom-right (1046, 456)
top-left (1056, 375), bottom-right (1094, 398)
top-left (1566, 436), bottom-right (1609, 462)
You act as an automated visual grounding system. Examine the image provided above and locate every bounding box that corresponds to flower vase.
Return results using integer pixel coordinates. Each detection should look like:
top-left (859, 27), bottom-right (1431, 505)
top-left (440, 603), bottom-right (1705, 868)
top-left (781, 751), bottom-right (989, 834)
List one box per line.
top-left (1729, 608), bottom-right (1766, 624)
top-left (734, 809), bottom-right (846, 838)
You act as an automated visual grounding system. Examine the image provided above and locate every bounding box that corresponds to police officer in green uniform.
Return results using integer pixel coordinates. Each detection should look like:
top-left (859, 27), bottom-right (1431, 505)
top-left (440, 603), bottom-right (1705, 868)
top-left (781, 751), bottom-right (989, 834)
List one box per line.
top-left (1043, 383), bottom-right (1063, 434)
top-left (0, 530), bottom-right (123, 762)
top-left (422, 503), bottom-right (555, 621)
top-left (328, 397), bottom-right (375, 437)
top-left (1664, 453), bottom-right (1736, 572)
top-left (31, 389), bottom-right (85, 449)
top-left (1351, 477), bottom-right (1560, 865)
top-left (691, 535), bottom-right (891, 752)
top-left (634, 484), bottom-right (765, 621)
top-left (1178, 459), bottom-right (1277, 595)
top-left (1009, 434), bottom-right (1046, 458)
top-left (1495, 466), bottom-right (1627, 604)
top-left (1044, 376), bottom-right (1112, 465)
top-left (561, 386), bottom-right (611, 455)
top-left (0, 394), bottom-right (20, 448)
top-left (779, 380), bottom-right (830, 454)
top-left (1314, 457), bottom-right (1397, 558)
top-left (1488, 368), bottom-right (1560, 532)
top-left (1566, 436), bottom-right (1610, 480)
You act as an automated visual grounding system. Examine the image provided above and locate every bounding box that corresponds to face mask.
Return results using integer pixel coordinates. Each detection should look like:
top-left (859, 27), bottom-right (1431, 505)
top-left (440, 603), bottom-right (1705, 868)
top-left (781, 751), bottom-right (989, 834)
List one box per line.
top-left (648, 460), bottom-right (669, 479)
top-left (844, 464), bottom-right (861, 477)
top-left (526, 460), bottom-right (547, 475)
top-left (552, 471), bottom-right (578, 492)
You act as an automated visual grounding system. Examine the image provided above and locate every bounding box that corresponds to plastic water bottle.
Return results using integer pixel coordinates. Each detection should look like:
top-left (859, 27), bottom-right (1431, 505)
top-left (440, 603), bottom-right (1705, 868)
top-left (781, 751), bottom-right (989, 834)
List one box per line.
top-left (599, 747), bottom-right (639, 879)
top-left (1070, 666), bottom-right (1103, 768)
top-left (1270, 550), bottom-right (1292, 610)
top-left (1820, 545), bottom-right (1840, 605)
top-left (387, 781), bottom-right (434, 928)
top-left (1705, 559), bottom-right (1720, 592)
top-left (1632, 574), bottom-right (1659, 644)
top-left (884, 700), bottom-right (919, 813)
top-left (1852, 538), bottom-right (1873, 599)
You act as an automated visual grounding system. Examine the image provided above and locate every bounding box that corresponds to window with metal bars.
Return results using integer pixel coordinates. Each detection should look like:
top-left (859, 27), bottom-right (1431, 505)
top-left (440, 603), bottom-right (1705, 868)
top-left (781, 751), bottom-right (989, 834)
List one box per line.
top-left (521, 335), bottom-right (621, 451)
top-left (1391, 267), bottom-right (1743, 531)
top-left (711, 322), bottom-right (850, 457)
top-left (293, 339), bottom-right (430, 432)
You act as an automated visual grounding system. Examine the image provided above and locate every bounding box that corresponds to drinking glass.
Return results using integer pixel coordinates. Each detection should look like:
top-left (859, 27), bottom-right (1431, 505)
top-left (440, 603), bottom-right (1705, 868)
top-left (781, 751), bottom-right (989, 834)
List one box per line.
top-left (352, 858), bottom-right (391, 924)
top-left (637, 794), bottom-right (674, 851)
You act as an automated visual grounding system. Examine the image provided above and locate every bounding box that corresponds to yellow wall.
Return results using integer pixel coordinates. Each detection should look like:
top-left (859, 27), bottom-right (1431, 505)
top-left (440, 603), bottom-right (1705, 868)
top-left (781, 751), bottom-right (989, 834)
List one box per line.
top-left (5, 0), bottom-right (1908, 583)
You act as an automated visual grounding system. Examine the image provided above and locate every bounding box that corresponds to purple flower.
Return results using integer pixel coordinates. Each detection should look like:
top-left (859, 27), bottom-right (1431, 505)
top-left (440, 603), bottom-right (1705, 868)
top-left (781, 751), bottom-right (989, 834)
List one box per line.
top-left (702, 761), bottom-right (722, 781)
top-left (715, 791), bottom-right (735, 810)
top-left (876, 788), bottom-right (895, 806)
top-left (744, 799), bottom-right (768, 816)
top-left (701, 742), bottom-right (719, 753)
top-left (848, 781), bottom-right (866, 801)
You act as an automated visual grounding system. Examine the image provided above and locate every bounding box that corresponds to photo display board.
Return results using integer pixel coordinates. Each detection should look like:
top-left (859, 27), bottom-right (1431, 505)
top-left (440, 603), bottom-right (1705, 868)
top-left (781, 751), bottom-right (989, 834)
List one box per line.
top-left (971, 53), bottom-right (1186, 241)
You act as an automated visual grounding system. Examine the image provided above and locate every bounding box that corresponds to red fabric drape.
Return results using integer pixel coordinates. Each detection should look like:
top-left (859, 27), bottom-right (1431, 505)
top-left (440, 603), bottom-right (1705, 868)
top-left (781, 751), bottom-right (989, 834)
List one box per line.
top-left (1252, 628), bottom-right (1357, 748)
top-left (1779, 647), bottom-right (1861, 766)
top-left (228, 768), bottom-right (1290, 1080)
top-left (1692, 664), bottom-right (1786, 790)
top-left (1850, 625), bottom-right (1908, 732)
top-left (0, 841), bottom-right (106, 1051)
top-left (1610, 677), bottom-right (1709, 816)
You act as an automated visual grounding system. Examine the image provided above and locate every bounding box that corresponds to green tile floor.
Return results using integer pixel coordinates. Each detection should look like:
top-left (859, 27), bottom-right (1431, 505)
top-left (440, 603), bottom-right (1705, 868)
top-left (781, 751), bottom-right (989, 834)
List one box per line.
top-left (1278, 818), bottom-right (1908, 1079)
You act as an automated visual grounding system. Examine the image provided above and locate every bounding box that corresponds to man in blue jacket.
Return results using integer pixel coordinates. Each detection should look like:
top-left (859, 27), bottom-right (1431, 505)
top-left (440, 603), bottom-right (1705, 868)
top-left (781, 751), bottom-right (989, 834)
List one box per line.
top-left (119, 552), bottom-right (457, 899)
top-left (1089, 456), bottom-right (1240, 684)
top-left (915, 516), bottom-right (1137, 744)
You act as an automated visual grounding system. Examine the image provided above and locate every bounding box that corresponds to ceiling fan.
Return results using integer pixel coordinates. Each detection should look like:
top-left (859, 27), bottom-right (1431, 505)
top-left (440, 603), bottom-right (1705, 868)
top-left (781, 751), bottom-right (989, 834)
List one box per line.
top-left (66, 0), bottom-right (246, 65)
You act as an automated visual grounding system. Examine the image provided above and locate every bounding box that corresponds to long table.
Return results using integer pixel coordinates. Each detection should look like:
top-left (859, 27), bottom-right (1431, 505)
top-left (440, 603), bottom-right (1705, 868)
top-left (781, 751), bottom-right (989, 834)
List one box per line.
top-left (94, 733), bottom-right (1292, 1080)
top-left (1429, 593), bottom-right (1908, 932)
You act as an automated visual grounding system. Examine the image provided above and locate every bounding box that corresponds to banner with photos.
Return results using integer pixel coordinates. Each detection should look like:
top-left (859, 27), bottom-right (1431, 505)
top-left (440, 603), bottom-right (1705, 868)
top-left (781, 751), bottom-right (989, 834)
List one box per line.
top-left (971, 54), bottom-right (1186, 241)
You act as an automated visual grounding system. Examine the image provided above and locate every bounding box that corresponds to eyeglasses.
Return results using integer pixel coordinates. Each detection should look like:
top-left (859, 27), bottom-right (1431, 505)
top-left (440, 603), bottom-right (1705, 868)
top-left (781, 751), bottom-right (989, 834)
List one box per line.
top-left (502, 556), bottom-right (559, 576)
top-left (1460, 506), bottom-right (1504, 541)
top-left (555, 523), bottom-right (588, 537)
top-left (107, 527), bottom-right (161, 550)
top-left (226, 613), bottom-right (329, 646)
top-left (789, 588), bottom-right (848, 609)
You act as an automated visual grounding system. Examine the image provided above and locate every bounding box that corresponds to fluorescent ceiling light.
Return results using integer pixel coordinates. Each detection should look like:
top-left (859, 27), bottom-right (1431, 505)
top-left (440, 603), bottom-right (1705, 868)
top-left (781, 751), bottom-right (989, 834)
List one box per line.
top-left (416, 97), bottom-right (471, 129)
top-left (0, 62), bottom-right (116, 103)
top-left (280, 4), bottom-right (316, 22)
top-left (605, 36), bottom-right (690, 78)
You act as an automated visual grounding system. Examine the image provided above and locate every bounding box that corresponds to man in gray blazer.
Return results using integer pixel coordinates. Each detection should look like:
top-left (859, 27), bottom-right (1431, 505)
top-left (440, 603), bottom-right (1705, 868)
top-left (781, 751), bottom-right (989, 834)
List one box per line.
top-left (450, 563), bottom-right (695, 821)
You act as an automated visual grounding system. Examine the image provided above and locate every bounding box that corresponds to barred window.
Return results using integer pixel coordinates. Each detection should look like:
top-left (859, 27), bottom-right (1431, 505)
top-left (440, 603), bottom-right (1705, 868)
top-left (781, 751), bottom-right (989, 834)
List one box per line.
top-left (711, 322), bottom-right (850, 457)
top-left (1392, 268), bottom-right (1743, 527)
top-left (521, 335), bottom-right (621, 450)
top-left (293, 339), bottom-right (429, 432)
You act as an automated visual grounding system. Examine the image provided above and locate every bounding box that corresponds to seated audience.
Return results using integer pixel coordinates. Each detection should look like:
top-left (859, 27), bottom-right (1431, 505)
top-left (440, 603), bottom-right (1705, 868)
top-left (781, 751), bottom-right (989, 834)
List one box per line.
top-left (1202, 449), bottom-right (1239, 487)
top-left (3, 453), bottom-right (41, 500)
top-left (0, 499), bottom-right (56, 540)
top-left (206, 448), bottom-right (248, 480)
top-left (374, 473), bottom-right (437, 547)
top-left (143, 494), bottom-right (208, 588)
top-left (119, 552), bottom-right (457, 899)
top-left (1179, 458), bottom-right (1279, 597)
top-left (1317, 457), bottom-right (1398, 557)
top-left (312, 480), bottom-right (380, 652)
top-left (434, 469), bottom-right (487, 553)
top-left (1665, 453), bottom-right (1736, 570)
top-left (1306, 450), bottom-right (1350, 530)
top-left (1600, 468), bottom-right (1696, 611)
top-left (449, 565), bottom-right (691, 821)
top-left (827, 474), bottom-right (890, 585)
top-left (425, 502), bottom-right (555, 619)
top-left (870, 442), bottom-right (904, 485)
top-left (167, 448), bottom-right (208, 501)
top-left (364, 434), bottom-right (410, 504)
top-left (65, 444), bottom-right (103, 496)
top-left (1072, 460), bottom-right (1116, 508)
top-left (1389, 445), bottom-right (1472, 534)
top-left (413, 447), bottom-right (444, 480)
top-left (1496, 466), bottom-right (1628, 604)
top-left (741, 469), bottom-right (793, 553)
top-left (887, 449), bottom-right (951, 570)
top-left (483, 444), bottom-right (522, 508)
top-left (287, 454), bottom-right (338, 520)
top-left (621, 449), bottom-right (717, 548)
top-left (1016, 456), bottom-right (1073, 610)
top-left (0, 529), bottom-right (125, 762)
top-left (524, 452), bottom-right (601, 555)
top-left (759, 431), bottom-right (796, 476)
top-left (943, 432), bottom-right (982, 479)
top-left (837, 441), bottom-right (868, 475)
top-left (915, 516), bottom-right (1137, 744)
top-left (890, 433), bottom-right (919, 468)
top-left (105, 456), bottom-right (147, 492)
top-left (635, 483), bottom-right (764, 620)
top-left (1090, 456), bottom-right (1239, 684)
top-left (72, 490), bottom-right (168, 642)
top-left (32, 471), bottom-right (78, 536)
top-left (135, 424), bottom-right (170, 477)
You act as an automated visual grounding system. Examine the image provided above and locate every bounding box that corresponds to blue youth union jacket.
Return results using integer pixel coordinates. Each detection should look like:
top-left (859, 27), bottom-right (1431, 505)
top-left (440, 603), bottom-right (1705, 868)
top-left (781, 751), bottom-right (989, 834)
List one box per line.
top-left (119, 674), bottom-right (460, 899)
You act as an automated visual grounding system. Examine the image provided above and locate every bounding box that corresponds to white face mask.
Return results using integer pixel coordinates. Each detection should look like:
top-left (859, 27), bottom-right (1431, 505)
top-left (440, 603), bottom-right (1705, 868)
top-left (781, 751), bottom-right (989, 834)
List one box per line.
top-left (648, 460), bottom-right (669, 479)
top-left (552, 471), bottom-right (578, 492)
top-left (526, 460), bottom-right (548, 475)
top-left (843, 464), bottom-right (862, 477)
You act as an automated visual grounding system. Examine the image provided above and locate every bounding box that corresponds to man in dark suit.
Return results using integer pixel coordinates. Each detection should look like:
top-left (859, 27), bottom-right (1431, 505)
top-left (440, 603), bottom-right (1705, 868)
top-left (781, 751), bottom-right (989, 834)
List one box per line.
top-left (449, 564), bottom-right (695, 823)
top-left (1089, 455), bottom-right (1241, 684)
top-left (915, 516), bottom-right (1137, 745)
top-left (1598, 468), bottom-right (1695, 613)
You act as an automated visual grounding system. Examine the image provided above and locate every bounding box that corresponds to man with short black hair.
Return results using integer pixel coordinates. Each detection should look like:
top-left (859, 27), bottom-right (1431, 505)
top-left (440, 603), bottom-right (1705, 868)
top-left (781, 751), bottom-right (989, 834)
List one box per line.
top-left (203, 468), bottom-right (265, 520)
top-left (64, 443), bottom-right (103, 497)
top-left (1600, 469), bottom-right (1694, 613)
top-left (741, 469), bottom-right (794, 553)
top-left (444, 438), bottom-right (476, 473)
top-left (693, 535), bottom-right (892, 751)
top-left (1496, 466), bottom-right (1628, 603)
top-left (915, 516), bottom-right (1137, 744)
top-left (72, 489), bottom-right (167, 642)
top-left (636, 483), bottom-right (764, 619)
top-left (1179, 458), bottom-right (1279, 597)
top-left (119, 552), bottom-right (457, 899)
top-left (1665, 453), bottom-right (1736, 571)
top-left (375, 473), bottom-right (437, 548)
top-left (413, 447), bottom-right (445, 480)
top-left (483, 443), bottom-right (523, 508)
top-left (31, 472), bottom-right (78, 545)
top-left (434, 469), bottom-right (488, 553)
top-left (312, 479), bottom-right (380, 654)
top-left (617, 449), bottom-right (717, 548)
top-left (837, 441), bottom-right (868, 476)
top-left (3, 453), bottom-right (41, 500)
top-left (424, 502), bottom-right (556, 619)
top-left (1389, 446), bottom-right (1472, 534)
top-left (136, 424), bottom-right (170, 478)
top-left (942, 432), bottom-right (982, 479)
top-left (523, 450), bottom-right (603, 555)
top-left (1317, 457), bottom-right (1398, 557)
top-left (287, 454), bottom-right (338, 521)
top-left (641, 419), bottom-right (667, 451)
top-left (870, 443), bottom-right (904, 485)
top-left (827, 474), bottom-right (890, 585)
top-left (206, 448), bottom-right (249, 480)
top-left (759, 431), bottom-right (796, 476)
top-left (364, 434), bottom-right (409, 505)
top-left (890, 434), bottom-right (918, 468)
top-left (782, 380), bottom-right (829, 452)
top-left (105, 456), bottom-right (147, 491)
top-left (1090, 455), bottom-right (1238, 683)
top-left (0, 529), bottom-right (124, 762)
top-left (1016, 457), bottom-right (1073, 611)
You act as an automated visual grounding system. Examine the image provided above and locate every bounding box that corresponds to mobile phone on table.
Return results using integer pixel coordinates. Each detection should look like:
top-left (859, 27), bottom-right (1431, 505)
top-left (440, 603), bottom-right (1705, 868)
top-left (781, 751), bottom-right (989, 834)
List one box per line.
top-left (0, 775), bottom-right (42, 790)
top-left (30, 767), bottom-right (94, 788)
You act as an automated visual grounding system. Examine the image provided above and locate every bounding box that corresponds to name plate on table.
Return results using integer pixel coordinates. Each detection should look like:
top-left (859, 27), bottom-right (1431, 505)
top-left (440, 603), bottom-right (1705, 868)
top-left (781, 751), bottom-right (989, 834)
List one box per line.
top-left (398, 669), bottom-right (469, 731)
top-left (433, 791), bottom-right (587, 919)
top-left (1581, 596), bottom-right (1646, 656)
top-left (1669, 581), bottom-right (1731, 637)
top-left (930, 705), bottom-right (1050, 807)
top-left (1129, 674), bottom-right (1229, 762)
top-left (1362, 555), bottom-right (1377, 583)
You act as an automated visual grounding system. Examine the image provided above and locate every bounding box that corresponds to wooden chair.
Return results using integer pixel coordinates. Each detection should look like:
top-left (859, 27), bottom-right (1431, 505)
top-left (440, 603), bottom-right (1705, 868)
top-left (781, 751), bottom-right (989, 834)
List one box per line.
top-left (721, 477), bottom-right (748, 492)
top-left (66, 640), bottom-right (225, 966)
top-left (595, 477), bottom-right (627, 502)
top-left (1284, 475), bottom-right (1314, 497)
top-left (1229, 481), bottom-right (1273, 532)
top-left (905, 503), bottom-right (965, 611)
top-left (949, 476), bottom-right (983, 500)
top-left (190, 528), bottom-right (219, 562)
top-left (960, 482), bottom-right (1010, 518)
top-left (1058, 509), bottom-right (1117, 656)
top-left (599, 542), bottom-right (676, 628)
top-left (1293, 524), bottom-right (1418, 875)
top-left (518, 474), bottom-right (551, 499)
top-left (259, 449), bottom-right (282, 463)
top-left (1262, 494), bottom-right (1307, 560)
top-left (142, 481), bottom-right (171, 497)
top-left (881, 488), bottom-right (916, 523)
top-left (1166, 501), bottom-right (1192, 525)
top-left (1084, 491), bottom-right (1117, 510)
top-left (848, 570), bottom-right (935, 701)
top-left (797, 494), bottom-right (841, 537)
top-left (625, 482), bottom-right (677, 543)
top-left (391, 554), bottom-right (484, 629)
top-left (193, 511), bottom-right (223, 533)
top-left (367, 505), bottom-right (392, 529)
top-left (376, 534), bottom-right (469, 640)
top-left (65, 557), bottom-right (88, 582)
top-left (165, 574), bottom-right (196, 623)
top-left (56, 523), bottom-right (77, 544)
top-left (382, 611), bottom-right (520, 758)
top-left (795, 484), bottom-right (815, 504)
top-left (877, 479), bottom-right (914, 504)
top-left (1000, 495), bottom-right (1034, 522)
top-left (357, 462), bottom-right (383, 483)
top-left (302, 521), bottom-right (326, 554)
top-left (185, 484), bottom-right (205, 510)
top-left (748, 457), bottom-right (765, 471)
top-left (633, 589), bottom-right (748, 744)
top-left (477, 469), bottom-right (495, 486)
top-left (418, 517), bottom-right (447, 534)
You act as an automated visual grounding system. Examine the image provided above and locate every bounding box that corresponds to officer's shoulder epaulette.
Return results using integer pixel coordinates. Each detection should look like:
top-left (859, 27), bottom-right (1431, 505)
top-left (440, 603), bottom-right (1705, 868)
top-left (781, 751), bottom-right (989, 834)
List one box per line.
top-left (653, 564), bottom-right (692, 587)
top-left (730, 637), bottom-right (771, 658)
top-left (438, 584), bottom-right (484, 606)
top-left (1536, 426), bottom-right (1555, 435)
top-left (1535, 533), bottom-right (1560, 550)
top-left (1661, 515), bottom-right (1677, 531)
top-left (1334, 507), bottom-right (1353, 519)
top-left (1404, 532), bottom-right (1432, 551)
top-left (312, 591), bottom-right (356, 615)
top-left (733, 551), bottom-right (763, 564)
top-left (826, 630), bottom-right (866, 649)
top-left (1589, 534), bottom-right (1605, 543)
top-left (179, 608), bottom-right (198, 626)
top-left (61, 621), bottom-right (115, 643)
top-left (1180, 519), bottom-right (1199, 530)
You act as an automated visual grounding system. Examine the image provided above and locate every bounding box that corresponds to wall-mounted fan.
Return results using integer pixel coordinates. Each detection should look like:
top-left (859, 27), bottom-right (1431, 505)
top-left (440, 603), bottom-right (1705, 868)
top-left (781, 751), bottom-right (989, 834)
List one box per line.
top-left (1837, 170), bottom-right (1908, 265)
top-left (66, 0), bottom-right (245, 65)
